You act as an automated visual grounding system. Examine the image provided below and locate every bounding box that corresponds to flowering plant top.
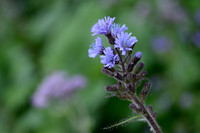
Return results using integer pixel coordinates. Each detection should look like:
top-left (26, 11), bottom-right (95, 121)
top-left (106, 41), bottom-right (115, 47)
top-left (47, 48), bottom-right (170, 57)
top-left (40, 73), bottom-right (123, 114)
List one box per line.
top-left (88, 16), bottom-right (162, 133)
top-left (89, 16), bottom-right (138, 68)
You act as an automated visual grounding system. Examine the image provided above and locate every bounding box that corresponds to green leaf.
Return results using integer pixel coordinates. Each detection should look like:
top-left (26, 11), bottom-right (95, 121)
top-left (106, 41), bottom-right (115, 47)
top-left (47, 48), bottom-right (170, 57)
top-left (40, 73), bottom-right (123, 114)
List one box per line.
top-left (103, 114), bottom-right (144, 130)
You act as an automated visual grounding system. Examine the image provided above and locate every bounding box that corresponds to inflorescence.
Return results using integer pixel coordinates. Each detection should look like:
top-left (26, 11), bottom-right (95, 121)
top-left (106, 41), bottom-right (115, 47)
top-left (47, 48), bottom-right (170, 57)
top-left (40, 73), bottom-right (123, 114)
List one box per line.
top-left (32, 71), bottom-right (87, 108)
top-left (88, 16), bottom-right (162, 133)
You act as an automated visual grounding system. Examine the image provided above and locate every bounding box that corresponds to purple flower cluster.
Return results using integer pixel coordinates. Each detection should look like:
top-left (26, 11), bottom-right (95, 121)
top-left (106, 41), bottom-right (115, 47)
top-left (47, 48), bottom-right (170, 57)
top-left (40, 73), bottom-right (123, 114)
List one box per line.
top-left (89, 16), bottom-right (138, 68)
top-left (32, 71), bottom-right (87, 108)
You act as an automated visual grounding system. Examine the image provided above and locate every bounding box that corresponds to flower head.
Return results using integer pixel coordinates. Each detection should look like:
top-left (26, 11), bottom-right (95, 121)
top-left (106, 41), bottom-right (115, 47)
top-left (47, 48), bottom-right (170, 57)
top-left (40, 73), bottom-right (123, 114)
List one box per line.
top-left (32, 71), bottom-right (87, 108)
top-left (100, 47), bottom-right (119, 68)
top-left (115, 32), bottom-right (138, 55)
top-left (91, 16), bottom-right (115, 36)
top-left (111, 23), bottom-right (128, 38)
top-left (88, 37), bottom-right (104, 58)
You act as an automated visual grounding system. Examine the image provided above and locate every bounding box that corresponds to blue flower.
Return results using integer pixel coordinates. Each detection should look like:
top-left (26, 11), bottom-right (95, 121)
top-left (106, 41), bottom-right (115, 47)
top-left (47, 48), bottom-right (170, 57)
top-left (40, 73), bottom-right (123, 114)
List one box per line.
top-left (88, 37), bottom-right (104, 58)
top-left (111, 23), bottom-right (128, 38)
top-left (134, 51), bottom-right (142, 59)
top-left (115, 32), bottom-right (138, 55)
top-left (100, 47), bottom-right (119, 68)
top-left (91, 16), bottom-right (115, 36)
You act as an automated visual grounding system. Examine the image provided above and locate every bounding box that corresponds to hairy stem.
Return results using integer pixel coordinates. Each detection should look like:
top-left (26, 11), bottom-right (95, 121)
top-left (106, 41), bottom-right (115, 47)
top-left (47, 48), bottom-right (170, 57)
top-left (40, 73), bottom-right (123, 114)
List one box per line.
top-left (130, 95), bottom-right (162, 133)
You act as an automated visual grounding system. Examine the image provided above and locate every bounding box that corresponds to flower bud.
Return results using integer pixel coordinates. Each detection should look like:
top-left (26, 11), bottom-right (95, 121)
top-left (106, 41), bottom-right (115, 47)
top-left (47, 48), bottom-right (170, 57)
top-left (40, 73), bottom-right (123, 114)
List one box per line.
top-left (114, 72), bottom-right (123, 81)
top-left (127, 83), bottom-right (135, 93)
top-left (134, 62), bottom-right (144, 74)
top-left (139, 83), bottom-right (151, 102)
top-left (137, 70), bottom-right (147, 80)
top-left (117, 81), bottom-right (126, 91)
top-left (105, 85), bottom-right (118, 92)
top-left (107, 67), bottom-right (115, 72)
top-left (140, 70), bottom-right (147, 78)
top-left (131, 74), bottom-right (137, 81)
top-left (117, 81), bottom-right (122, 89)
top-left (132, 51), bottom-right (142, 64)
top-left (123, 73), bottom-right (128, 81)
top-left (102, 67), bottom-right (114, 77)
top-left (127, 62), bottom-right (134, 72)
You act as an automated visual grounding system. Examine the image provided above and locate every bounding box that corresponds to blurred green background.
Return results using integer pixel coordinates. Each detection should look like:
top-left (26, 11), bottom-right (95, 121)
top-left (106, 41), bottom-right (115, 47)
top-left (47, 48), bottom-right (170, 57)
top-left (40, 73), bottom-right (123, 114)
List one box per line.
top-left (0, 0), bottom-right (200, 133)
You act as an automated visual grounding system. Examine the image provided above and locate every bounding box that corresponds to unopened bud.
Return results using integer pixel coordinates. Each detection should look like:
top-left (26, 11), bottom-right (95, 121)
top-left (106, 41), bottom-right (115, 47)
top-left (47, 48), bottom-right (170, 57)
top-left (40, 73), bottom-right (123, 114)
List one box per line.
top-left (114, 72), bottom-right (123, 81)
top-left (117, 81), bottom-right (126, 91)
top-left (127, 62), bottom-right (134, 72)
top-left (140, 70), bottom-right (147, 78)
top-left (139, 83), bottom-right (151, 102)
top-left (127, 83), bottom-right (135, 93)
top-left (137, 70), bottom-right (147, 80)
top-left (132, 51), bottom-right (142, 64)
top-left (102, 67), bottom-right (114, 77)
top-left (105, 85), bottom-right (118, 92)
top-left (134, 62), bottom-right (144, 74)
top-left (123, 73), bottom-right (128, 81)
top-left (131, 74), bottom-right (137, 81)
top-left (107, 67), bottom-right (115, 72)
top-left (103, 67), bottom-right (115, 72)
